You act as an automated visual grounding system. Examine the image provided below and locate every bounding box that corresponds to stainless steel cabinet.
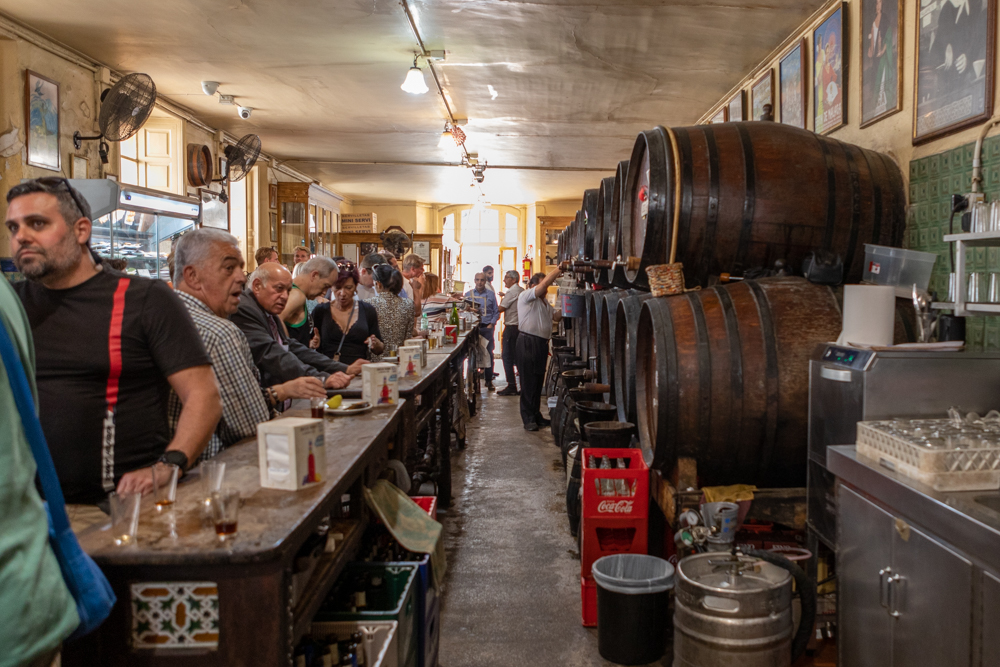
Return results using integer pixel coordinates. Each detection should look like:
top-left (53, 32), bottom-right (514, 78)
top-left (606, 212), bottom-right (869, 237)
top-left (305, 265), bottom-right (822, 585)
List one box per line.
top-left (838, 485), bottom-right (974, 667)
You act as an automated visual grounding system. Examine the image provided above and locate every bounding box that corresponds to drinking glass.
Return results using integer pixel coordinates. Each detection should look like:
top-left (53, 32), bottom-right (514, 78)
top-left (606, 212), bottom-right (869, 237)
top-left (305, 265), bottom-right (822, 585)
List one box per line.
top-left (109, 492), bottom-right (141, 546)
top-left (968, 272), bottom-right (986, 303)
top-left (947, 273), bottom-right (958, 303)
top-left (152, 462), bottom-right (180, 510)
top-left (210, 488), bottom-right (241, 541)
top-left (310, 396), bottom-right (327, 418)
top-left (990, 273), bottom-right (1000, 303)
top-left (200, 460), bottom-right (226, 515)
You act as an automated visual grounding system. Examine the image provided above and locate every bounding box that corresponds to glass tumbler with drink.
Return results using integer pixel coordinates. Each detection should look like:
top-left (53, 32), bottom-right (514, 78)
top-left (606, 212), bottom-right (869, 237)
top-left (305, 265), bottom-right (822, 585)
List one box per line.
top-left (200, 460), bottom-right (226, 516)
top-left (311, 396), bottom-right (327, 418)
top-left (210, 488), bottom-right (241, 541)
top-left (109, 491), bottom-right (141, 546)
top-left (152, 462), bottom-right (180, 510)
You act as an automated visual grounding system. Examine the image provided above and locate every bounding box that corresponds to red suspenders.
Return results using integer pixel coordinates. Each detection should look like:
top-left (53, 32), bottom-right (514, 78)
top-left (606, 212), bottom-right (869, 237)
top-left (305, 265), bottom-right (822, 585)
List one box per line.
top-left (101, 277), bottom-right (130, 492)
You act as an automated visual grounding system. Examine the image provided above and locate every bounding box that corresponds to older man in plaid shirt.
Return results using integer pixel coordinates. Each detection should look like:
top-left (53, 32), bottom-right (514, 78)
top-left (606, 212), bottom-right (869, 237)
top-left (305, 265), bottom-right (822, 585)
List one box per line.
top-left (167, 229), bottom-right (327, 460)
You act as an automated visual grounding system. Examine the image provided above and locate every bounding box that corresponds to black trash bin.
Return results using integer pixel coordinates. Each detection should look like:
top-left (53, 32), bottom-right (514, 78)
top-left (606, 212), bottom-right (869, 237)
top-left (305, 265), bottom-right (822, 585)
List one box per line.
top-left (591, 554), bottom-right (675, 665)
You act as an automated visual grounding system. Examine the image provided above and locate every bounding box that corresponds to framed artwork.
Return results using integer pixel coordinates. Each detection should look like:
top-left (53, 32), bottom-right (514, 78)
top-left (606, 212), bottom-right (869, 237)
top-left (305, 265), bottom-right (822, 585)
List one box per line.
top-left (752, 69), bottom-right (774, 121)
top-left (71, 155), bottom-right (88, 179)
top-left (268, 183), bottom-right (278, 209)
top-left (25, 70), bottom-right (60, 172)
top-left (813, 4), bottom-right (847, 134)
top-left (269, 212), bottom-right (277, 242)
top-left (914, 0), bottom-right (996, 144)
top-left (710, 108), bottom-right (727, 124)
top-left (728, 91), bottom-right (746, 122)
top-left (779, 39), bottom-right (807, 128)
top-left (860, 0), bottom-right (903, 127)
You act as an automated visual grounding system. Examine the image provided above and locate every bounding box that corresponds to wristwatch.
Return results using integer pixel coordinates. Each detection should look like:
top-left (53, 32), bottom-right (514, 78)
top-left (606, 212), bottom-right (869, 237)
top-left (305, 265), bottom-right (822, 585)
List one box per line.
top-left (158, 450), bottom-right (189, 472)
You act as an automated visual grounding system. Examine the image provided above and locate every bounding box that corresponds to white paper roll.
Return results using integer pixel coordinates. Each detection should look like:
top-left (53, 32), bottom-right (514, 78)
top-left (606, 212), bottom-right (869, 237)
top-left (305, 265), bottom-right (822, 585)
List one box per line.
top-left (838, 284), bottom-right (895, 347)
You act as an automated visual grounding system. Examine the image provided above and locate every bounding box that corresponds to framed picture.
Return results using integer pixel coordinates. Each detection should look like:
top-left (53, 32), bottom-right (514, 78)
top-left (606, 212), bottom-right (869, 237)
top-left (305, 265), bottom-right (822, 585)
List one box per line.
top-left (813, 4), bottom-right (847, 134)
top-left (268, 183), bottom-right (278, 209)
top-left (71, 154), bottom-right (88, 179)
top-left (269, 212), bottom-right (277, 242)
top-left (914, 0), bottom-right (996, 144)
top-left (860, 0), bottom-right (903, 127)
top-left (728, 91), bottom-right (746, 122)
top-left (779, 39), bottom-right (807, 128)
top-left (710, 108), bottom-right (727, 124)
top-left (752, 69), bottom-right (774, 121)
top-left (25, 70), bottom-right (60, 172)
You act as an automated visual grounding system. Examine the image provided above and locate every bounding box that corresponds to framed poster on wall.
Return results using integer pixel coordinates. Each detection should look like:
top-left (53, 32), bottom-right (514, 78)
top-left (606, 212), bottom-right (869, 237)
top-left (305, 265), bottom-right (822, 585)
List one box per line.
top-left (813, 3), bottom-right (847, 134)
top-left (913, 0), bottom-right (996, 144)
top-left (728, 90), bottom-right (746, 122)
top-left (752, 69), bottom-right (774, 121)
top-left (779, 39), bottom-right (807, 128)
top-left (860, 0), bottom-right (903, 127)
top-left (25, 70), bottom-right (60, 172)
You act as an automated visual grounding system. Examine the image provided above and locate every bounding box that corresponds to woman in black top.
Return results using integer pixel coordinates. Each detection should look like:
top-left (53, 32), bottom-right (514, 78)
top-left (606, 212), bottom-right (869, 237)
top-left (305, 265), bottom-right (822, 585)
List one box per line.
top-left (310, 264), bottom-right (384, 365)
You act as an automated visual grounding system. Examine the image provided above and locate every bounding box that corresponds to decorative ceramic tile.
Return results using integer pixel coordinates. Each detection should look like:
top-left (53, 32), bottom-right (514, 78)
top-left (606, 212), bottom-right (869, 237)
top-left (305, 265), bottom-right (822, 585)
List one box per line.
top-left (131, 582), bottom-right (220, 650)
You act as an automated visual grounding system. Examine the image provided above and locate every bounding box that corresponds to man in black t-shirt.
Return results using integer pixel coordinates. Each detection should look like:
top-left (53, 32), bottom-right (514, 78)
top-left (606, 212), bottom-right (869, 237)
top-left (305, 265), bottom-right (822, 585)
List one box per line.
top-left (5, 178), bottom-right (222, 505)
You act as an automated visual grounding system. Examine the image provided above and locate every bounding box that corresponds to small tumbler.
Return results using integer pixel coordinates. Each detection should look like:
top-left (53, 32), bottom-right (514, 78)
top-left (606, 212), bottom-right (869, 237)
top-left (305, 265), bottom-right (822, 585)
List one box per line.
top-left (152, 462), bottom-right (180, 510)
top-left (109, 492), bottom-right (141, 546)
top-left (210, 488), bottom-right (241, 541)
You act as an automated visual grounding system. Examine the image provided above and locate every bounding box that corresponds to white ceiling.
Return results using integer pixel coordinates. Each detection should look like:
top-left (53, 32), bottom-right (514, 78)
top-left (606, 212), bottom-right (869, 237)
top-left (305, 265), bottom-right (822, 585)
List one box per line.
top-left (1, 0), bottom-right (827, 205)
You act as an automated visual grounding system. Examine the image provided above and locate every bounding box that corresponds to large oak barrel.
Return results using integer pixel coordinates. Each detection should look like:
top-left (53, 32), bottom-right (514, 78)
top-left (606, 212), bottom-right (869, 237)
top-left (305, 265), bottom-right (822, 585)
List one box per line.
top-left (609, 160), bottom-right (632, 289)
top-left (598, 289), bottom-right (631, 403)
top-left (612, 292), bottom-right (655, 424)
top-left (621, 122), bottom-right (906, 288)
top-left (587, 290), bottom-right (605, 375)
top-left (635, 277), bottom-right (842, 487)
top-left (594, 176), bottom-right (616, 285)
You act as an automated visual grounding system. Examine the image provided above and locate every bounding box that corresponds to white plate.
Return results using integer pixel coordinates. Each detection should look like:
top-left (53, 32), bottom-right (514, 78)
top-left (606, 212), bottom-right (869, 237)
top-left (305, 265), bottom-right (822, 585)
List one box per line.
top-left (326, 400), bottom-right (374, 416)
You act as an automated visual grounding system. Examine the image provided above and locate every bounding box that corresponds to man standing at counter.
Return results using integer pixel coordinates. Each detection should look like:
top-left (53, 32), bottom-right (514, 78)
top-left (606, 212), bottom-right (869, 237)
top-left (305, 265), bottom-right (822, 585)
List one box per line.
top-left (516, 267), bottom-right (562, 431)
top-left (467, 272), bottom-right (499, 390)
top-left (497, 270), bottom-right (523, 396)
top-left (357, 252), bottom-right (387, 301)
top-left (280, 256), bottom-right (338, 346)
top-left (5, 178), bottom-right (222, 504)
top-left (232, 262), bottom-right (363, 389)
top-left (170, 229), bottom-right (328, 461)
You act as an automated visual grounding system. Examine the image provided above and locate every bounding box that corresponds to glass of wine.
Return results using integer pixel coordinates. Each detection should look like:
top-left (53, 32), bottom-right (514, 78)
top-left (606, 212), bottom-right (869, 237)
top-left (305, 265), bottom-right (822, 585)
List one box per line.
top-left (109, 491), bottom-right (141, 546)
top-left (210, 488), bottom-right (241, 541)
top-left (151, 462), bottom-right (180, 510)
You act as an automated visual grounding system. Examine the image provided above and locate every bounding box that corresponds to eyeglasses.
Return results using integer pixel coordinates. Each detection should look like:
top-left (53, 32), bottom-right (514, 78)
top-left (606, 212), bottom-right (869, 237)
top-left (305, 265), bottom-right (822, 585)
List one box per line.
top-left (16, 177), bottom-right (89, 220)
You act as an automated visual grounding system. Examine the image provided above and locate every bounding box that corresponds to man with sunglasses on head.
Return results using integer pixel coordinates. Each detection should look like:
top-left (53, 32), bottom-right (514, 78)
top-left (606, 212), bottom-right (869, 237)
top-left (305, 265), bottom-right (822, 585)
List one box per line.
top-left (5, 178), bottom-right (222, 508)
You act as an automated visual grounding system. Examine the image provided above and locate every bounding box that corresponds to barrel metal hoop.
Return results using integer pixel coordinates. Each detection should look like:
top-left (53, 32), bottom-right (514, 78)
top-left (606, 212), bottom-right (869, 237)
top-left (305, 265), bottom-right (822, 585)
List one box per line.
top-left (734, 124), bottom-right (756, 271)
top-left (843, 144), bottom-right (864, 275)
top-left (673, 126), bottom-right (695, 267)
top-left (818, 137), bottom-right (839, 250)
top-left (745, 280), bottom-right (780, 482)
top-left (685, 292), bottom-right (713, 457)
top-left (645, 298), bottom-right (680, 472)
top-left (699, 125), bottom-right (722, 287)
top-left (714, 286), bottom-right (744, 481)
top-left (858, 148), bottom-right (883, 272)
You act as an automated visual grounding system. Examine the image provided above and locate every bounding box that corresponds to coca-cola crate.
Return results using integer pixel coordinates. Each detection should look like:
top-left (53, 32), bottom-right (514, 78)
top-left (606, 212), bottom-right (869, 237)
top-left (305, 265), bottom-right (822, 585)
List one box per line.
top-left (580, 516), bottom-right (648, 580)
top-left (581, 576), bottom-right (597, 627)
top-left (581, 448), bottom-right (649, 520)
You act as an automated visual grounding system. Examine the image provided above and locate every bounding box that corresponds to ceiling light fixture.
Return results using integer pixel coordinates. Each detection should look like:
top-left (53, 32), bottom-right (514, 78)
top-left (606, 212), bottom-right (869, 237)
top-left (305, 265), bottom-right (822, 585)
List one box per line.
top-left (401, 55), bottom-right (429, 95)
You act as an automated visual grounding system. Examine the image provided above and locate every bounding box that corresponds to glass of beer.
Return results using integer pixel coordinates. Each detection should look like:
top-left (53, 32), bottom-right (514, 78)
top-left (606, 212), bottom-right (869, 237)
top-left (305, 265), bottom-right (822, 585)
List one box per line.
top-left (152, 462), bottom-right (180, 510)
top-left (210, 488), bottom-right (241, 541)
top-left (109, 491), bottom-right (141, 546)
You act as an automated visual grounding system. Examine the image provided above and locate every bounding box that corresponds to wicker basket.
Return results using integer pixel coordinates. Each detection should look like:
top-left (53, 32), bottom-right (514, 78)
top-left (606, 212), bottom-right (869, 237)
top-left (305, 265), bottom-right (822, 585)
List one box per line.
top-left (646, 263), bottom-right (685, 297)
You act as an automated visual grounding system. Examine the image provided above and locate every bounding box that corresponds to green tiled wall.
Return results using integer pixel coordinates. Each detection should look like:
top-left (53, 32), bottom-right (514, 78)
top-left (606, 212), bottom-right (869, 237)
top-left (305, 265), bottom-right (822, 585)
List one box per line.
top-left (908, 138), bottom-right (1000, 350)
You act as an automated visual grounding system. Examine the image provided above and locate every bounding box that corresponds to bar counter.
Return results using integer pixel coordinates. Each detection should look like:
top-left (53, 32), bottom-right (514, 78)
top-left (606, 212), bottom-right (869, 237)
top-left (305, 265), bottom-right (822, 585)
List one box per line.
top-left (65, 402), bottom-right (405, 667)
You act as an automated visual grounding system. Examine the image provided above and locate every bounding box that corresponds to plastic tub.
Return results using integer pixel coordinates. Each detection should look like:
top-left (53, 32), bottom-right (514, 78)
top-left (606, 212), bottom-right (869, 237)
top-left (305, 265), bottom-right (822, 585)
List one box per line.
top-left (862, 244), bottom-right (938, 297)
top-left (592, 554), bottom-right (675, 665)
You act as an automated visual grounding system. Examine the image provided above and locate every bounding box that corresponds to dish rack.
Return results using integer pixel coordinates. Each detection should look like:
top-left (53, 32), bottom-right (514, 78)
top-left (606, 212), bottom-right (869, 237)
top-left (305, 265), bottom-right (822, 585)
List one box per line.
top-left (856, 418), bottom-right (1000, 491)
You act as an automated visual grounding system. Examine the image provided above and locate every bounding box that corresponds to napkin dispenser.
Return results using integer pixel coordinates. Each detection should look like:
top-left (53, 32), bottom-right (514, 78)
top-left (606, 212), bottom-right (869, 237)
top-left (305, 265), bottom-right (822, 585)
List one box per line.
top-left (257, 418), bottom-right (326, 491)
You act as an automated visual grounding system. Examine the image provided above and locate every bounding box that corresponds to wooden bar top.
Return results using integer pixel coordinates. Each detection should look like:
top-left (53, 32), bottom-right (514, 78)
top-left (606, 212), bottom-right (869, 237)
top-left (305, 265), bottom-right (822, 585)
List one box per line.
top-left (74, 402), bottom-right (404, 567)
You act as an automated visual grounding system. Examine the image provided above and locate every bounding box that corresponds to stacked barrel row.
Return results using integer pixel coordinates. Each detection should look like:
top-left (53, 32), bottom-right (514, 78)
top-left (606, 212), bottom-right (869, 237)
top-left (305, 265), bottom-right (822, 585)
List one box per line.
top-left (556, 121), bottom-right (908, 488)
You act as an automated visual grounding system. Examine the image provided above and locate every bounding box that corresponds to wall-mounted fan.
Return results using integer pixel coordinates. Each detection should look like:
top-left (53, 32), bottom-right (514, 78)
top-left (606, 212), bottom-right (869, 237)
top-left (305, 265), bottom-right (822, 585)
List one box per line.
top-left (381, 229), bottom-right (412, 258)
top-left (215, 133), bottom-right (261, 203)
top-left (74, 73), bottom-right (157, 164)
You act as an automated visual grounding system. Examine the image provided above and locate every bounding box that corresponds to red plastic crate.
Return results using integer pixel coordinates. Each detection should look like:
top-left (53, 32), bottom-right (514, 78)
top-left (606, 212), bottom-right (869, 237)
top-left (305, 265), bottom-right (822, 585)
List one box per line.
top-left (413, 496), bottom-right (437, 520)
top-left (580, 516), bottom-right (648, 580)
top-left (581, 448), bottom-right (649, 520)
top-left (581, 576), bottom-right (597, 627)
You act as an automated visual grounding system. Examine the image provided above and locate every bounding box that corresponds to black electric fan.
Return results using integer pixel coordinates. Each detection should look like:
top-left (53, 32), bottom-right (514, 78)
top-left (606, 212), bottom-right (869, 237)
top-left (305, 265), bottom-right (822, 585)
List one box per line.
top-left (214, 133), bottom-right (261, 203)
top-left (74, 73), bottom-right (157, 164)
top-left (381, 229), bottom-right (412, 258)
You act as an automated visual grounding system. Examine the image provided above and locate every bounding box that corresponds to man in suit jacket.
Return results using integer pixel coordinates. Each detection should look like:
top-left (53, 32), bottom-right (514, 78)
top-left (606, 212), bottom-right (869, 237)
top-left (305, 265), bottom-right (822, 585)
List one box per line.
top-left (232, 263), bottom-right (365, 389)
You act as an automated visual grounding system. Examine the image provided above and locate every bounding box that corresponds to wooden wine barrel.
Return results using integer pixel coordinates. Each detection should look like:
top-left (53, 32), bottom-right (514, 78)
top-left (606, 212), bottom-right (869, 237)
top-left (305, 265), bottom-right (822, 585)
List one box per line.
top-left (612, 292), bottom-right (655, 424)
top-left (634, 277), bottom-right (843, 487)
top-left (620, 122), bottom-right (906, 288)
top-left (608, 160), bottom-right (632, 289)
top-left (594, 176), bottom-right (616, 285)
top-left (598, 290), bottom-right (631, 403)
top-left (581, 188), bottom-right (599, 260)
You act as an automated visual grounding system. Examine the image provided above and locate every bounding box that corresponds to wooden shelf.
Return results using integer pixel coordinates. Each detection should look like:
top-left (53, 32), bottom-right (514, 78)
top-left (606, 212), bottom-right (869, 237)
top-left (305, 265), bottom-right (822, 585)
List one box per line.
top-left (292, 518), bottom-right (365, 642)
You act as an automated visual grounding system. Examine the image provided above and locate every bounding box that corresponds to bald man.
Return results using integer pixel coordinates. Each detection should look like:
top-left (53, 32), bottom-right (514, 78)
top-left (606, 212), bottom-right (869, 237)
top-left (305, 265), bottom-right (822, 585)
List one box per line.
top-left (231, 262), bottom-right (362, 390)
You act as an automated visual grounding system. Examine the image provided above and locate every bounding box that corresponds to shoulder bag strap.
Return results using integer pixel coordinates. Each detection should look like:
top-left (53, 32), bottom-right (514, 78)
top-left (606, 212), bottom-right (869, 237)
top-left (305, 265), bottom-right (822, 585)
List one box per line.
top-left (101, 277), bottom-right (130, 492)
top-left (332, 301), bottom-right (356, 361)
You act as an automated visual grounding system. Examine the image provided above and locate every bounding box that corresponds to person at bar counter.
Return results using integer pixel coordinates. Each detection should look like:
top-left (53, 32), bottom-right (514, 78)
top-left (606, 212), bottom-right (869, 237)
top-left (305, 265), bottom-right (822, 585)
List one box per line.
top-left (254, 245), bottom-right (279, 267)
top-left (497, 270), bottom-right (523, 396)
top-left (280, 256), bottom-right (338, 346)
top-left (232, 262), bottom-right (363, 389)
top-left (293, 245), bottom-right (311, 265)
top-left (357, 252), bottom-right (387, 301)
top-left (400, 253), bottom-right (425, 302)
top-left (5, 178), bottom-right (222, 506)
top-left (311, 263), bottom-right (384, 364)
top-left (170, 229), bottom-right (328, 460)
top-left (368, 264), bottom-right (415, 361)
top-left (482, 264), bottom-right (496, 292)
top-left (0, 275), bottom-right (79, 667)
top-left (466, 272), bottom-right (499, 390)
top-left (517, 267), bottom-right (562, 431)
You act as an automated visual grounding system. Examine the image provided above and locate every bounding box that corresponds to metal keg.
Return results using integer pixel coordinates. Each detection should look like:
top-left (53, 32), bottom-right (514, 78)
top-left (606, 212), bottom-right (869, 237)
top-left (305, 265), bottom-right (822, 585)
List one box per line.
top-left (674, 552), bottom-right (793, 667)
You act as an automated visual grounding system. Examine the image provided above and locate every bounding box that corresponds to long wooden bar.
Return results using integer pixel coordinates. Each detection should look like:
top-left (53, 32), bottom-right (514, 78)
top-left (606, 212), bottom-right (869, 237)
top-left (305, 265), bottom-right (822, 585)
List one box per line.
top-left (65, 402), bottom-right (405, 667)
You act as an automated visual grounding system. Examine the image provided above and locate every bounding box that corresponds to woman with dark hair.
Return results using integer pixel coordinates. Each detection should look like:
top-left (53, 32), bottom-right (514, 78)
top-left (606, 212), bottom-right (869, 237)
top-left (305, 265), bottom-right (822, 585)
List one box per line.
top-left (310, 265), bottom-right (384, 365)
top-left (368, 264), bottom-right (415, 360)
